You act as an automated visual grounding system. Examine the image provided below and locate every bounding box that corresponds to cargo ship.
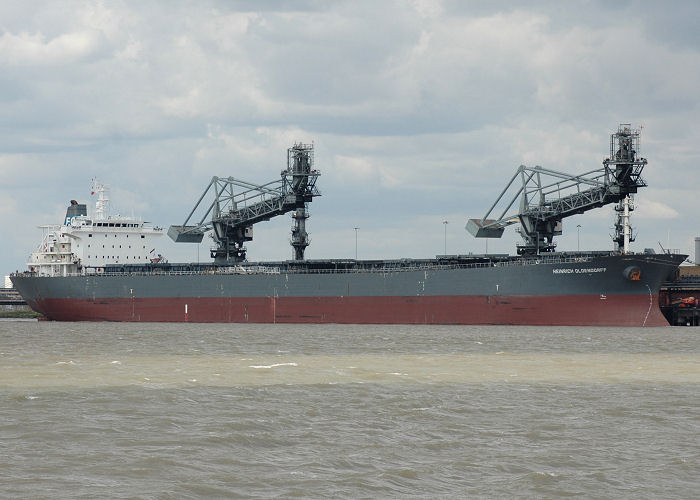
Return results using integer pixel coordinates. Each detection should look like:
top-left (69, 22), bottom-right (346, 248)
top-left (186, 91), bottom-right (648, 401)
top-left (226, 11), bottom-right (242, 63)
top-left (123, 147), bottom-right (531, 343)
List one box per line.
top-left (11, 127), bottom-right (687, 326)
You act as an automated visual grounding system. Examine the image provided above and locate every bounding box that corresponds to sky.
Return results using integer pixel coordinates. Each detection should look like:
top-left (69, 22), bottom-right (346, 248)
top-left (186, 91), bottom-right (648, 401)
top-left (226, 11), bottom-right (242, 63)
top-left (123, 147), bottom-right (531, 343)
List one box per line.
top-left (2, 0), bottom-right (700, 276)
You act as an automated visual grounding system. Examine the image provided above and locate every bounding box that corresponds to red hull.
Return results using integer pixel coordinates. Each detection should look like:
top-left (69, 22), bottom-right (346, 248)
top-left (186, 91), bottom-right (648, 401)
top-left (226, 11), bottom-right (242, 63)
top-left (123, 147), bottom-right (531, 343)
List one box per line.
top-left (30, 294), bottom-right (669, 326)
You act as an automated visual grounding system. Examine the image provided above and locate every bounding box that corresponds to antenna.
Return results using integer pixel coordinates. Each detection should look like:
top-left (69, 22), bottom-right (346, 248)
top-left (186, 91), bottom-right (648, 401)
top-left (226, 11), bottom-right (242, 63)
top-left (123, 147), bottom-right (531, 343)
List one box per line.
top-left (91, 178), bottom-right (110, 220)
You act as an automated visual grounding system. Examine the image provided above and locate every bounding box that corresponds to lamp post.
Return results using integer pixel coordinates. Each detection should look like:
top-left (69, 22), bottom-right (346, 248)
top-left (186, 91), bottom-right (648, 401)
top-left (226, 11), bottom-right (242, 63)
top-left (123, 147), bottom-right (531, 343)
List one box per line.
top-left (577, 224), bottom-right (581, 252)
top-left (443, 220), bottom-right (448, 255)
top-left (354, 227), bottom-right (359, 260)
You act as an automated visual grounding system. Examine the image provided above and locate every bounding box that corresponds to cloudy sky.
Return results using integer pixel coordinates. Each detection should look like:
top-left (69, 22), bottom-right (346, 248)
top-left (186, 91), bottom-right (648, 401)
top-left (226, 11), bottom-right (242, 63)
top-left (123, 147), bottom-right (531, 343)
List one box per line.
top-left (2, 0), bottom-right (699, 275)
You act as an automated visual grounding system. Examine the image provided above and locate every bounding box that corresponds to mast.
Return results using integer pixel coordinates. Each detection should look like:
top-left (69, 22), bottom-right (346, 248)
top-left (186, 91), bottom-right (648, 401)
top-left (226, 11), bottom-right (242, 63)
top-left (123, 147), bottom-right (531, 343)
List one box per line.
top-left (607, 124), bottom-right (644, 254)
top-left (92, 178), bottom-right (110, 220)
top-left (288, 143), bottom-right (315, 261)
top-left (613, 195), bottom-right (635, 254)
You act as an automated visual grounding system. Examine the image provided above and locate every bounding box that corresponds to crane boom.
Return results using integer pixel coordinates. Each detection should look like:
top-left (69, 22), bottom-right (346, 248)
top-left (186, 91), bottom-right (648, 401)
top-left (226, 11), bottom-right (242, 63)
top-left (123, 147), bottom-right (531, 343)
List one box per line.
top-left (467, 124), bottom-right (647, 255)
top-left (168, 143), bottom-right (320, 263)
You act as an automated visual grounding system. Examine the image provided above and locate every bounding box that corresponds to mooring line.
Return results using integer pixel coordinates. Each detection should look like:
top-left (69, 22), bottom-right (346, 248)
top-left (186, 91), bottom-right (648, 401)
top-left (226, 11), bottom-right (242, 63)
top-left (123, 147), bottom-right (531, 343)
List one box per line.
top-left (642, 283), bottom-right (652, 327)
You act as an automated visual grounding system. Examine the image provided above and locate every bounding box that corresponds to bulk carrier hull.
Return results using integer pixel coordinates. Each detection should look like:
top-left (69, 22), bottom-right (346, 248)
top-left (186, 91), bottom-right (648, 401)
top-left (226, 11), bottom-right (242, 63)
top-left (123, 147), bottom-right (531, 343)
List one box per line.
top-left (11, 253), bottom-right (685, 326)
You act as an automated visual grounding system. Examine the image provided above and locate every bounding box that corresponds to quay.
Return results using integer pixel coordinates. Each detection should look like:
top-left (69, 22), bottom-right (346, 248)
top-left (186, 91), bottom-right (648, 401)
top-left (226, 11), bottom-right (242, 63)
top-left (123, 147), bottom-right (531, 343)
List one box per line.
top-left (660, 266), bottom-right (700, 326)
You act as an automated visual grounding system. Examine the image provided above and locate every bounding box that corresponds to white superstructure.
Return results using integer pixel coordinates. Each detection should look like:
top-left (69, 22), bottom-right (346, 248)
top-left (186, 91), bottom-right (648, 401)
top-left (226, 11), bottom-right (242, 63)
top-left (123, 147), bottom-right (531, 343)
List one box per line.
top-left (27, 180), bottom-right (164, 277)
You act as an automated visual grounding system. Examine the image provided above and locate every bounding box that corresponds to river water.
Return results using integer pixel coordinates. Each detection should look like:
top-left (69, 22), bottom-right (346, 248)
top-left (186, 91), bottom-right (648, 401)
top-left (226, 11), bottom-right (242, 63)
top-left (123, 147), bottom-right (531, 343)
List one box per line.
top-left (1, 320), bottom-right (698, 499)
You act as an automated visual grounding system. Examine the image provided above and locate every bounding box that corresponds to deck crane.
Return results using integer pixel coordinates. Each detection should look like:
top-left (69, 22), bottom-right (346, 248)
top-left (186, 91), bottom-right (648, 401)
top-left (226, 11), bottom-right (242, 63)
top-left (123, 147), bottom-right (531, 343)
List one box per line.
top-left (168, 143), bottom-right (320, 264)
top-left (466, 124), bottom-right (647, 255)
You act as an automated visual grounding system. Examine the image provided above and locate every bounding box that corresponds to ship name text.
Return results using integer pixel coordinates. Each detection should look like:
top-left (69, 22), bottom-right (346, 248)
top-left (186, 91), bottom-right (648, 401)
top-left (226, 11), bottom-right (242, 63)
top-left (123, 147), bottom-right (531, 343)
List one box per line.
top-left (552, 267), bottom-right (607, 275)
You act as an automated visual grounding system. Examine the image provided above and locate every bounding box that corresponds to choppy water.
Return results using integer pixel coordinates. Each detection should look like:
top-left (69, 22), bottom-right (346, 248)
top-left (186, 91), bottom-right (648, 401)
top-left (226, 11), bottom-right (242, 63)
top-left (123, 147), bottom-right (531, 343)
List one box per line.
top-left (1, 321), bottom-right (698, 499)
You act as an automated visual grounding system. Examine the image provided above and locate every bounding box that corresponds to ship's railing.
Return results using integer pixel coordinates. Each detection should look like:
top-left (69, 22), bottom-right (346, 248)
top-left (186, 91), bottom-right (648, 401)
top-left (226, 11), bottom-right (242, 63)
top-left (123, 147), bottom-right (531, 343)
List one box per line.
top-left (11, 254), bottom-right (602, 278)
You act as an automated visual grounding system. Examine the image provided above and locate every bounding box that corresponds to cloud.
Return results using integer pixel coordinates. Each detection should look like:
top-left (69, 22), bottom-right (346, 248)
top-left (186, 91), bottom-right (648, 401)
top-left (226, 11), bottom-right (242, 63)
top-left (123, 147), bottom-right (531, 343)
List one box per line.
top-left (0, 192), bottom-right (17, 214)
top-left (0, 29), bottom-right (108, 66)
top-left (1, 1), bottom-right (700, 273)
top-left (635, 200), bottom-right (679, 220)
top-left (332, 155), bottom-right (378, 183)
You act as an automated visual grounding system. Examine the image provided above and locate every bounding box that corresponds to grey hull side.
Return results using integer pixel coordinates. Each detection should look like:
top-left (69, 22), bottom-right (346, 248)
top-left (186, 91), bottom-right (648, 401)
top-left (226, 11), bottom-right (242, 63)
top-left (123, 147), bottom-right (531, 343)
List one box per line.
top-left (13, 254), bottom-right (681, 301)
